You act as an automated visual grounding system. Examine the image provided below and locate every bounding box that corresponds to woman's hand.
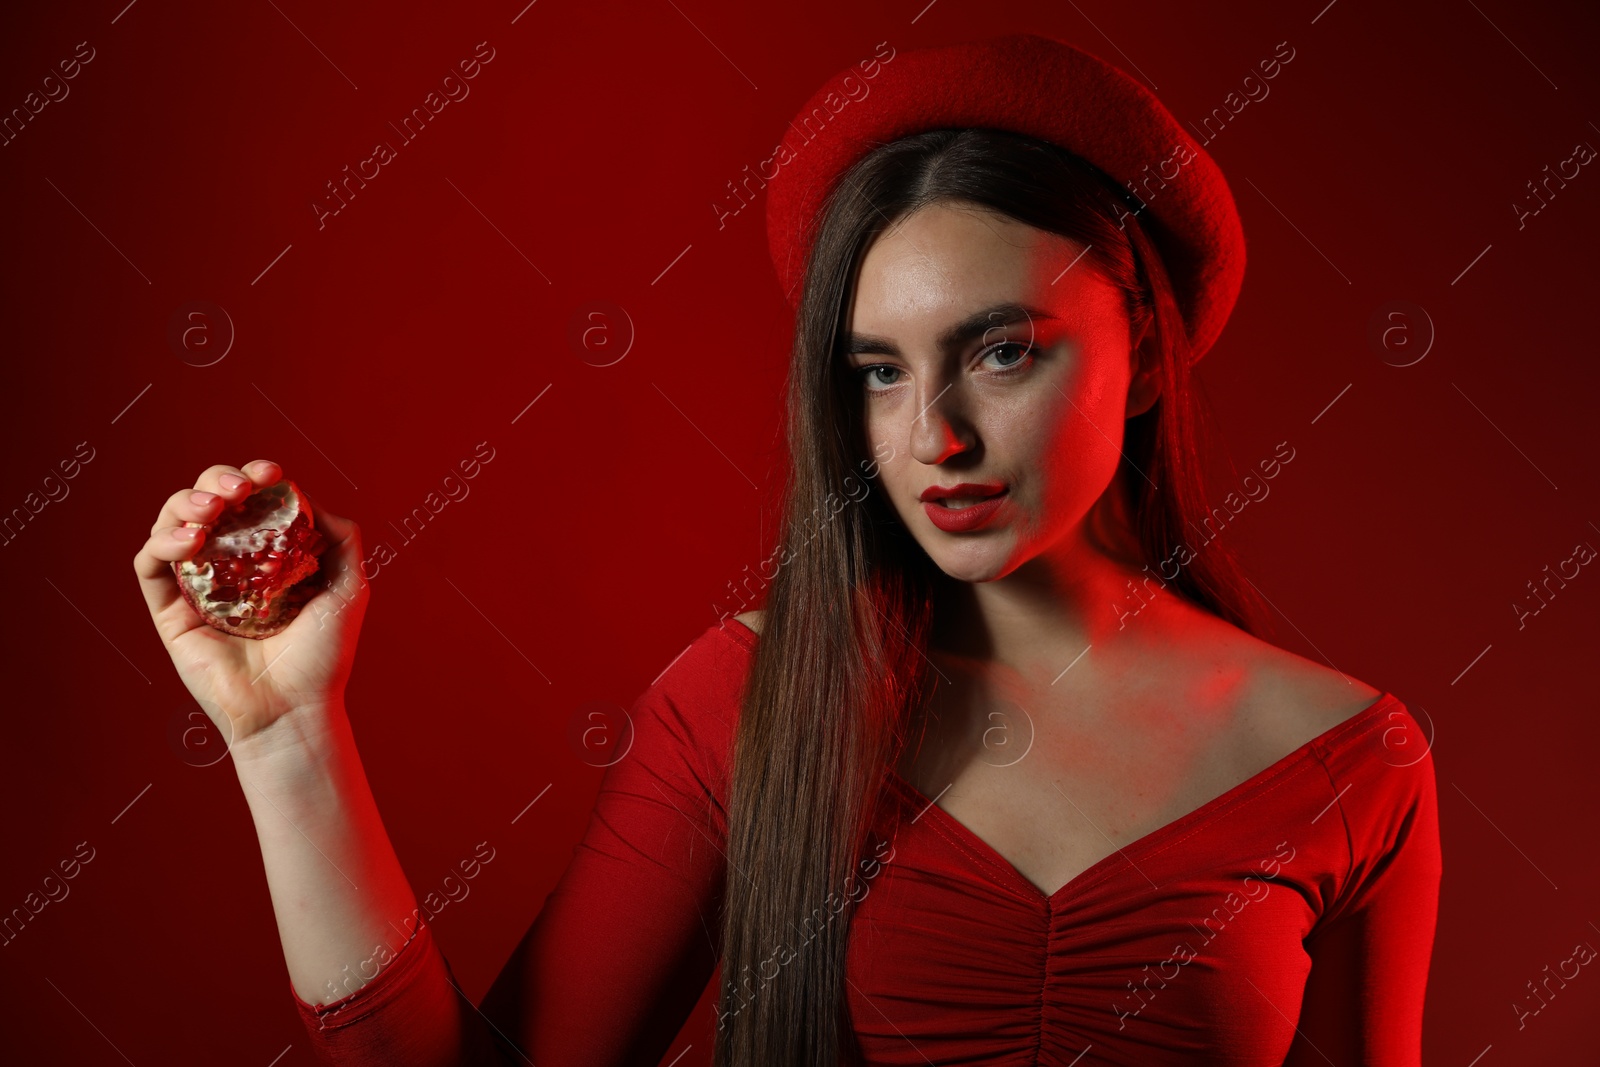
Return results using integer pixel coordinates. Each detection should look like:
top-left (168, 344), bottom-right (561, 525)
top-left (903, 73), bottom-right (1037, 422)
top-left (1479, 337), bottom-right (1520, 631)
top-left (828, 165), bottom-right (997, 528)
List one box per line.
top-left (133, 459), bottom-right (370, 755)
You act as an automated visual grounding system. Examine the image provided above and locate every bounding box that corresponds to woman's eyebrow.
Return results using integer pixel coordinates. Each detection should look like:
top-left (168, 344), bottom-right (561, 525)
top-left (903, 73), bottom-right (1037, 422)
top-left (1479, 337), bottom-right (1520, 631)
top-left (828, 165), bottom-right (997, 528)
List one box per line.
top-left (844, 302), bottom-right (1058, 356)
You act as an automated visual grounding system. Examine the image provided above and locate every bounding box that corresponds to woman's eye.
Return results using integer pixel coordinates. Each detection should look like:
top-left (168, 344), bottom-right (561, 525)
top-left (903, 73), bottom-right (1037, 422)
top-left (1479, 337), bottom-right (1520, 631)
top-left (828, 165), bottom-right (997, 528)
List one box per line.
top-left (858, 343), bottom-right (1034, 393)
top-left (860, 365), bottom-right (904, 390)
top-left (980, 341), bottom-right (1035, 374)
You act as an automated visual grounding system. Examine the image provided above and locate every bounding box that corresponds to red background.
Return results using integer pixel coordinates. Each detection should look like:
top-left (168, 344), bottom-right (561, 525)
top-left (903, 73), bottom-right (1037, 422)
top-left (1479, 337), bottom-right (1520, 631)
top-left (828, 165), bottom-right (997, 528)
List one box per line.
top-left (3, 0), bottom-right (1597, 1062)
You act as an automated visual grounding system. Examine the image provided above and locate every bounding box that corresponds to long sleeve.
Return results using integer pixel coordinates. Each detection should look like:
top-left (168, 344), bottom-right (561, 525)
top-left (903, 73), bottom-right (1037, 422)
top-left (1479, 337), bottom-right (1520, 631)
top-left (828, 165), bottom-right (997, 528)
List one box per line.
top-left (1285, 712), bottom-right (1443, 1067)
top-left (289, 622), bottom-right (749, 1066)
top-left (293, 920), bottom-right (517, 1065)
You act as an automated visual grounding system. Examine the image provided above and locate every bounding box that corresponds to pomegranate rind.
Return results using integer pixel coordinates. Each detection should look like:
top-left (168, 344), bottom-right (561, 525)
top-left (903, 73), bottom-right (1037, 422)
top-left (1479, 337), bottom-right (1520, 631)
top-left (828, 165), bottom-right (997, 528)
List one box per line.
top-left (171, 479), bottom-right (327, 639)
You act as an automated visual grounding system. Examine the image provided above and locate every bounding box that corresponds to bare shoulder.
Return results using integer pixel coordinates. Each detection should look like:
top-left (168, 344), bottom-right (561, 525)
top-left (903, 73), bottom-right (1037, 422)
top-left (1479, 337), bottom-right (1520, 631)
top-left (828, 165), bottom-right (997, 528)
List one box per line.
top-left (1229, 630), bottom-right (1385, 753)
top-left (1184, 617), bottom-right (1382, 758)
top-left (732, 609), bottom-right (765, 635)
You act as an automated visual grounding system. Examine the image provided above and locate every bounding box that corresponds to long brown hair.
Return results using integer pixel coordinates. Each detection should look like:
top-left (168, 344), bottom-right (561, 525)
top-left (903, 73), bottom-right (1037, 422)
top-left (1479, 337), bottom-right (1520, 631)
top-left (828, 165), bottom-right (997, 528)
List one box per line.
top-left (714, 126), bottom-right (1266, 1066)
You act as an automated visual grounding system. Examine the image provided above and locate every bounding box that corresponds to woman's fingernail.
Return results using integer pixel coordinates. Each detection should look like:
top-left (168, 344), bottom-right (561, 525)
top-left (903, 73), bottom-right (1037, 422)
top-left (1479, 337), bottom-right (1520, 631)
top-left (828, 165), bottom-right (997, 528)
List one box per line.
top-left (172, 527), bottom-right (200, 540)
top-left (220, 474), bottom-right (247, 491)
top-left (191, 491), bottom-right (216, 506)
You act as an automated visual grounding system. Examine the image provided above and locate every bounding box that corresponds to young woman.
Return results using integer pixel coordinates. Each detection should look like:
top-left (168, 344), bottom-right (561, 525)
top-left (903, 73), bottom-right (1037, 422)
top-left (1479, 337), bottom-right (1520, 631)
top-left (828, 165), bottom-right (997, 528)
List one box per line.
top-left (132, 33), bottom-right (1440, 1067)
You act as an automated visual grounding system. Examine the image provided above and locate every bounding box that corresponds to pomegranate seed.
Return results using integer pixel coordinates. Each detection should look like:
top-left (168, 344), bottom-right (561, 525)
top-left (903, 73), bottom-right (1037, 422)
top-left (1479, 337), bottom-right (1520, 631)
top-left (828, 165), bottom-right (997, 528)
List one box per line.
top-left (171, 479), bottom-right (325, 639)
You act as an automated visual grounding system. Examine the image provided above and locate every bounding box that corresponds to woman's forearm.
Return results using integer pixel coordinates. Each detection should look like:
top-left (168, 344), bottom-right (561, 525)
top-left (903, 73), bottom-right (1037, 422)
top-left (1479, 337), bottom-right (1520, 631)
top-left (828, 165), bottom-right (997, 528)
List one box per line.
top-left (230, 701), bottom-right (422, 1006)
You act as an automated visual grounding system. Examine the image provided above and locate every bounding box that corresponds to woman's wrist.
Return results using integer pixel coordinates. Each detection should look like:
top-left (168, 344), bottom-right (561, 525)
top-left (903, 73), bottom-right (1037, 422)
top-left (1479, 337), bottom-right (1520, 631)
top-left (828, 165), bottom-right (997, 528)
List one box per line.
top-left (229, 699), bottom-right (352, 788)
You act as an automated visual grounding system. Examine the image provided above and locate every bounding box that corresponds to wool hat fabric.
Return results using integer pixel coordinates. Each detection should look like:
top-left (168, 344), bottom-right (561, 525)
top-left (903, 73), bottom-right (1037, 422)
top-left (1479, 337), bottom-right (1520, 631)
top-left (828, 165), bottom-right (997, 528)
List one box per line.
top-left (763, 32), bottom-right (1247, 363)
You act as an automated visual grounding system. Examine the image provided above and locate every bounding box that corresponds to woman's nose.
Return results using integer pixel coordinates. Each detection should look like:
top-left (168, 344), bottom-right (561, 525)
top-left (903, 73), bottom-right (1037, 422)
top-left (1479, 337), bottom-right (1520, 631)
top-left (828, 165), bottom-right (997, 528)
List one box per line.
top-left (908, 381), bottom-right (974, 465)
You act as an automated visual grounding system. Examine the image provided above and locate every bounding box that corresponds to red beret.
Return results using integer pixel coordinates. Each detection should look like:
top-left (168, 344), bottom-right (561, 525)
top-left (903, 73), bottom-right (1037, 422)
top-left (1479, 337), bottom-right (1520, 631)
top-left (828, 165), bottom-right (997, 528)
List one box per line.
top-left (764, 32), bottom-right (1247, 363)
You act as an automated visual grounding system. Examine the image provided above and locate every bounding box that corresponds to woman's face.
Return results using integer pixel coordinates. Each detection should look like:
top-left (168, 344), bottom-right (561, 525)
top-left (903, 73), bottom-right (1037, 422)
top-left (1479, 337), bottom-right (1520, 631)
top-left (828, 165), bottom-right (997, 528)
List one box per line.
top-left (846, 199), bottom-right (1158, 584)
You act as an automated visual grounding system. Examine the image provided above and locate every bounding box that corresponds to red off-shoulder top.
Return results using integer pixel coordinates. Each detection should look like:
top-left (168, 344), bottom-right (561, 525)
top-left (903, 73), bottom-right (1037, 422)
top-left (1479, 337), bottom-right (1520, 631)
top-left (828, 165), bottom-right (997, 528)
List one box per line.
top-left (290, 618), bottom-right (1441, 1066)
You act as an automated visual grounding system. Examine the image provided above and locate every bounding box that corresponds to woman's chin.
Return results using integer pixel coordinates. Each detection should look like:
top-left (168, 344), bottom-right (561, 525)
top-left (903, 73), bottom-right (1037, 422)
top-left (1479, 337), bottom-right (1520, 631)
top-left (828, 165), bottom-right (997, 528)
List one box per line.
top-left (925, 542), bottom-right (1016, 584)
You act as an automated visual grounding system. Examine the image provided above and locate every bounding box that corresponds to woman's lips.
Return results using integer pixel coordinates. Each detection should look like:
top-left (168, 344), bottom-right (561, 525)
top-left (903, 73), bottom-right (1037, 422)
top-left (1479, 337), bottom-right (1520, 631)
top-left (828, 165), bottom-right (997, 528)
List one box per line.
top-left (921, 488), bottom-right (1007, 532)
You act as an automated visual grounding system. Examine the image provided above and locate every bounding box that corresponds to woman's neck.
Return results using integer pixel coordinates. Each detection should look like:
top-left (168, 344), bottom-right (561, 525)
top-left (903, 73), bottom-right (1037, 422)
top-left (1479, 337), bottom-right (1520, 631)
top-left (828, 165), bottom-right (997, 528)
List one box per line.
top-left (926, 473), bottom-right (1208, 683)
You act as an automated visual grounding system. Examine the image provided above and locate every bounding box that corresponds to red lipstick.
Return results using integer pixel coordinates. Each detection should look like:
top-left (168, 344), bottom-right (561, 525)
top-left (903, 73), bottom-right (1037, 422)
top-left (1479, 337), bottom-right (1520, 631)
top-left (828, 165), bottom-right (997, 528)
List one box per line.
top-left (919, 482), bottom-right (1008, 533)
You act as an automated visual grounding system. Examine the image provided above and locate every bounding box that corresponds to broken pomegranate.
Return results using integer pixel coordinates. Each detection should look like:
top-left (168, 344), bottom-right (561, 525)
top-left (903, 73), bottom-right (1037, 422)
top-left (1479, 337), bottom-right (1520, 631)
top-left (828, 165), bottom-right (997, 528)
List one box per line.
top-left (172, 479), bottom-right (327, 639)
